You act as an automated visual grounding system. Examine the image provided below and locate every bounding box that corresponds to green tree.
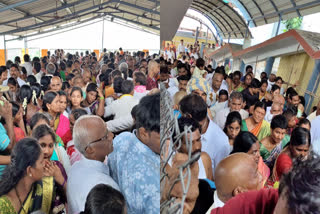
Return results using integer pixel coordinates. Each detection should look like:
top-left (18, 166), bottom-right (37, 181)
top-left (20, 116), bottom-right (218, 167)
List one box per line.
top-left (282, 17), bottom-right (303, 32)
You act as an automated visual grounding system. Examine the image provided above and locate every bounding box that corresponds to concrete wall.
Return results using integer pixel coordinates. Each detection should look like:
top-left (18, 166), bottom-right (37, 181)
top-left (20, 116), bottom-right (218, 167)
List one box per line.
top-left (276, 52), bottom-right (319, 113)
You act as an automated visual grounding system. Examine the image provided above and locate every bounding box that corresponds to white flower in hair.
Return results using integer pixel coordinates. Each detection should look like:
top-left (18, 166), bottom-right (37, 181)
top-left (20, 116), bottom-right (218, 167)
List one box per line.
top-left (32, 90), bottom-right (38, 105)
top-left (22, 97), bottom-right (27, 115)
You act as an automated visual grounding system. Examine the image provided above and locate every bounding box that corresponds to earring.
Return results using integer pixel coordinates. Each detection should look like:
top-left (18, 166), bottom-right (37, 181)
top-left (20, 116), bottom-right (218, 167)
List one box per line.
top-left (29, 174), bottom-right (32, 177)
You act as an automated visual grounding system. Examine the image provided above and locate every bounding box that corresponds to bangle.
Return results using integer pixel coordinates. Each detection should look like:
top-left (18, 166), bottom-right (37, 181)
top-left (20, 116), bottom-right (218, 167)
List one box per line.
top-left (99, 97), bottom-right (105, 100)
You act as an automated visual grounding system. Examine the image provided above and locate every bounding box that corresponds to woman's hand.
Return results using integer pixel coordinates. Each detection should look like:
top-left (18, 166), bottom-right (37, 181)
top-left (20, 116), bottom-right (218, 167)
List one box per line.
top-left (0, 98), bottom-right (12, 121)
top-left (44, 161), bottom-right (65, 186)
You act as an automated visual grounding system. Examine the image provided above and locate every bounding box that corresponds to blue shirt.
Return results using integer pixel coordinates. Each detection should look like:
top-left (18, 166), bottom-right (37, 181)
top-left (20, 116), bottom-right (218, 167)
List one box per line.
top-left (0, 123), bottom-right (10, 176)
top-left (108, 132), bottom-right (160, 214)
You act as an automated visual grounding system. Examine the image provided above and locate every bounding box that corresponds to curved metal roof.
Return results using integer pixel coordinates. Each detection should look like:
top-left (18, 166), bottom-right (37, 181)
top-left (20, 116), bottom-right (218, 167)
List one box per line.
top-left (233, 0), bottom-right (320, 27)
top-left (190, 0), bottom-right (252, 39)
top-left (0, 0), bottom-right (160, 37)
top-left (189, 0), bottom-right (320, 40)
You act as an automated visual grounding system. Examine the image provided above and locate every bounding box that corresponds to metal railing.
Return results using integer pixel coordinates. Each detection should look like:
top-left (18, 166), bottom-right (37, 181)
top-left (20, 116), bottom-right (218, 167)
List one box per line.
top-left (160, 83), bottom-right (200, 214)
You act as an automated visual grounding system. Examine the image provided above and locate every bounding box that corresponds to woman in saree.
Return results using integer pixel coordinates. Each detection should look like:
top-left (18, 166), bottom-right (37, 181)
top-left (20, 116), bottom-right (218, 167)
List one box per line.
top-left (271, 127), bottom-right (310, 187)
top-left (29, 112), bottom-right (71, 174)
top-left (231, 131), bottom-right (270, 187)
top-left (223, 111), bottom-right (242, 152)
top-left (260, 115), bottom-right (288, 170)
top-left (0, 138), bottom-right (50, 213)
top-left (241, 101), bottom-right (270, 141)
top-left (81, 82), bottom-right (105, 117)
top-left (17, 85), bottom-right (40, 128)
top-left (32, 124), bottom-right (67, 214)
top-left (42, 91), bottom-right (72, 146)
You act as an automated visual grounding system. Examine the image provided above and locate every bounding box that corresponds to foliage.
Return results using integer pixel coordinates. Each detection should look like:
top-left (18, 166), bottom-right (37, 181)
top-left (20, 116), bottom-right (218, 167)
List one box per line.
top-left (282, 17), bottom-right (303, 32)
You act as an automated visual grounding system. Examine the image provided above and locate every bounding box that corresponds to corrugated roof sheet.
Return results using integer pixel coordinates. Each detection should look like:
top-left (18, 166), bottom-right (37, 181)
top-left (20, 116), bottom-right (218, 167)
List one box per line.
top-left (0, 0), bottom-right (160, 37)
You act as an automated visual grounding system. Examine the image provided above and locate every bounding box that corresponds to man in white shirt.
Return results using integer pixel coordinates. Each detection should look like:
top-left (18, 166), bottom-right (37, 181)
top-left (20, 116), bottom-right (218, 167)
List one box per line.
top-left (2, 64), bottom-right (26, 87)
top-left (211, 70), bottom-right (229, 107)
top-left (32, 61), bottom-right (43, 83)
top-left (177, 39), bottom-right (186, 55)
top-left (67, 115), bottom-right (119, 214)
top-left (266, 74), bottom-right (276, 92)
top-left (214, 92), bottom-right (249, 129)
top-left (21, 54), bottom-right (33, 76)
top-left (180, 94), bottom-right (230, 178)
top-left (191, 48), bottom-right (199, 60)
top-left (104, 80), bottom-right (139, 119)
top-left (206, 153), bottom-right (264, 213)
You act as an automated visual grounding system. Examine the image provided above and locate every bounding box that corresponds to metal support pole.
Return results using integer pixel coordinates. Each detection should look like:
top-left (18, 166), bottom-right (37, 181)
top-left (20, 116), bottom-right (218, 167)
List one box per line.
top-left (195, 27), bottom-right (199, 45)
top-left (3, 35), bottom-right (7, 62)
top-left (275, 14), bottom-right (282, 36)
top-left (101, 17), bottom-right (105, 51)
top-left (24, 37), bottom-right (28, 52)
top-left (206, 26), bottom-right (208, 45)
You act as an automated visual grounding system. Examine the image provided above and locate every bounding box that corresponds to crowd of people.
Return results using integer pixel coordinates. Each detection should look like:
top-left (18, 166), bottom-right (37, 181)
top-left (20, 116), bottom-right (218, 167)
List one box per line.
top-left (0, 48), bottom-right (160, 214)
top-left (160, 48), bottom-right (320, 213)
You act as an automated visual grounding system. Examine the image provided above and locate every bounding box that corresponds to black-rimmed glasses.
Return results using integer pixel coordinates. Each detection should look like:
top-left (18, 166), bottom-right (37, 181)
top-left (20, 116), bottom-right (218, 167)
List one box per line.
top-left (84, 134), bottom-right (108, 151)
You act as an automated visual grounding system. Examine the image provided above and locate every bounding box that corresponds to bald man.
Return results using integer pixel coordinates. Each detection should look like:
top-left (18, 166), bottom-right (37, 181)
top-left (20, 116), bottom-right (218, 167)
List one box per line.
top-left (50, 76), bottom-right (62, 92)
top-left (206, 153), bottom-right (264, 213)
top-left (67, 115), bottom-right (118, 213)
top-left (265, 102), bottom-right (282, 123)
top-left (265, 94), bottom-right (285, 119)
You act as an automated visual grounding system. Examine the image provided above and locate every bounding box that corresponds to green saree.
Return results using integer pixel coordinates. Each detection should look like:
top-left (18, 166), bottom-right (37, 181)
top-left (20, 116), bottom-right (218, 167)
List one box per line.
top-left (241, 119), bottom-right (271, 141)
top-left (0, 176), bottom-right (54, 214)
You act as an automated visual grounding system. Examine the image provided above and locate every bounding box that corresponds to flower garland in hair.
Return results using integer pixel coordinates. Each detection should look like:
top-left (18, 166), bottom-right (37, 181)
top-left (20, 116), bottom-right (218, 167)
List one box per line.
top-left (41, 90), bottom-right (45, 97)
top-left (32, 90), bottom-right (38, 105)
top-left (22, 97), bottom-right (27, 115)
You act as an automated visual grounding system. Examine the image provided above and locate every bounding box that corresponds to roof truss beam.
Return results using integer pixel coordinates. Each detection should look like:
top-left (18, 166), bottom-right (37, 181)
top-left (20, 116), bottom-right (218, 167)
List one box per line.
top-left (117, 1), bottom-right (160, 15)
top-left (233, 0), bottom-right (256, 27)
top-left (0, 2), bottom-right (119, 35)
top-left (200, 0), bottom-right (246, 38)
top-left (0, 0), bottom-right (39, 13)
top-left (107, 7), bottom-right (159, 22)
top-left (0, 1), bottom-right (44, 23)
top-left (106, 13), bottom-right (159, 30)
top-left (60, 0), bottom-right (73, 15)
top-left (289, 0), bottom-right (301, 17)
top-left (251, 0), bottom-right (267, 24)
top-left (0, 0), bottom-right (159, 35)
top-left (0, 0), bottom-right (92, 26)
top-left (249, 0), bottom-right (319, 22)
top-left (185, 13), bottom-right (219, 44)
top-left (190, 8), bottom-right (224, 41)
top-left (192, 2), bottom-right (237, 38)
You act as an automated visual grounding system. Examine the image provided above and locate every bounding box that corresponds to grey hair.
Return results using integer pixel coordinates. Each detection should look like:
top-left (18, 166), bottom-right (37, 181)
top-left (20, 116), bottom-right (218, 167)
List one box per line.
top-left (73, 115), bottom-right (106, 155)
top-left (229, 91), bottom-right (243, 102)
top-left (46, 62), bottom-right (56, 75)
top-left (119, 62), bottom-right (128, 72)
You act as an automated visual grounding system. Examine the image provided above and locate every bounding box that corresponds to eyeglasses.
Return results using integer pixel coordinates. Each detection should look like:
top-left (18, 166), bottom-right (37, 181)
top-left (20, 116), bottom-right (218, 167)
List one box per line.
top-left (85, 133), bottom-right (108, 151)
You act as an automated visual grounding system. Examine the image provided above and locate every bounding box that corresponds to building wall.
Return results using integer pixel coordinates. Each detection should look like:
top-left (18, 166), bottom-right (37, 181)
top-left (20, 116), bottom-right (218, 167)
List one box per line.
top-left (165, 36), bottom-right (215, 48)
top-left (276, 52), bottom-right (319, 113)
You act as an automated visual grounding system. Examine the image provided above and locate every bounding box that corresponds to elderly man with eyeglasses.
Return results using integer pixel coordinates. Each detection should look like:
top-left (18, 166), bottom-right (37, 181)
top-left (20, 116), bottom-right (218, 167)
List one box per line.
top-left (66, 115), bottom-right (119, 214)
